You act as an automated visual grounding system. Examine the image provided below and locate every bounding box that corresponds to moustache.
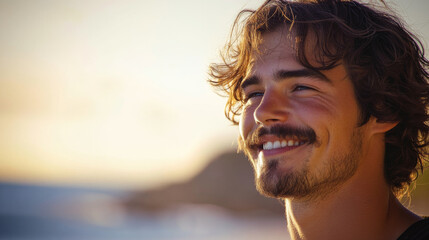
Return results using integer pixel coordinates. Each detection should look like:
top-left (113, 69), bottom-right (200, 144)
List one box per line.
top-left (246, 124), bottom-right (317, 149)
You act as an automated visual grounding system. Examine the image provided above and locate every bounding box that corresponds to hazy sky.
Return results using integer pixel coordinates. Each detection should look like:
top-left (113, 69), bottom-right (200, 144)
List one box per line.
top-left (0, 0), bottom-right (427, 189)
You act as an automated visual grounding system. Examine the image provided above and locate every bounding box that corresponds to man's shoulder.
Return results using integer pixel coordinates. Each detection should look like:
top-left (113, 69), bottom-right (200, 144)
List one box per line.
top-left (397, 217), bottom-right (429, 240)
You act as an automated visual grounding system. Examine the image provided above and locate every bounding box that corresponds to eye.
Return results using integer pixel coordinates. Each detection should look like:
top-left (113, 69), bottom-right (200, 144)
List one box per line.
top-left (243, 92), bottom-right (263, 102)
top-left (293, 85), bottom-right (315, 92)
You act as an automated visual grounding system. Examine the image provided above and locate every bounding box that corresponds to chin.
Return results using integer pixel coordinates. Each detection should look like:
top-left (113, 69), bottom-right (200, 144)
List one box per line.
top-left (254, 158), bottom-right (311, 198)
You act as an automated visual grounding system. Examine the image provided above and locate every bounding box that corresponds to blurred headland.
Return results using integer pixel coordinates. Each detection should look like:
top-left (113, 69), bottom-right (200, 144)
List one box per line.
top-left (123, 150), bottom-right (284, 216)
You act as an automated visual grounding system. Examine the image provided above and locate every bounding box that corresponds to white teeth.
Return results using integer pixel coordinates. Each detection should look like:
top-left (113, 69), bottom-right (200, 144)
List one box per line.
top-left (263, 141), bottom-right (273, 150)
top-left (263, 140), bottom-right (305, 150)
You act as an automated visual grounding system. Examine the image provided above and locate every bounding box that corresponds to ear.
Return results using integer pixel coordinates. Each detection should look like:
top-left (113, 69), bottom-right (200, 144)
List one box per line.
top-left (367, 117), bottom-right (399, 134)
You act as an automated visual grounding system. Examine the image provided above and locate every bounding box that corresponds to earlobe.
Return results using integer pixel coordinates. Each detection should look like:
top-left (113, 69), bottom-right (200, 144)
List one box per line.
top-left (368, 117), bottom-right (399, 134)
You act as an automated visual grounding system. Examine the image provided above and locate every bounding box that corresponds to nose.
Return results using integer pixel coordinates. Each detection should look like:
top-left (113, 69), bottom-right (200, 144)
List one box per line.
top-left (254, 88), bottom-right (290, 125)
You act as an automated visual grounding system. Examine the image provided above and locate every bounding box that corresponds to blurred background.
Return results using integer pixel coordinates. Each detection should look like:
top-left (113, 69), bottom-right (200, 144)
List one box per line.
top-left (0, 0), bottom-right (428, 239)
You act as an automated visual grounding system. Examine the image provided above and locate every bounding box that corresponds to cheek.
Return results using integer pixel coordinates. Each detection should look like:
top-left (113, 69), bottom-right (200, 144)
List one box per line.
top-left (293, 96), bottom-right (337, 121)
top-left (293, 95), bottom-right (361, 147)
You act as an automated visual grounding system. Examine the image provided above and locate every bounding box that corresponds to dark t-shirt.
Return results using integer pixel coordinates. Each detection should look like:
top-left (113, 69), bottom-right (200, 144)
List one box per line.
top-left (397, 217), bottom-right (429, 240)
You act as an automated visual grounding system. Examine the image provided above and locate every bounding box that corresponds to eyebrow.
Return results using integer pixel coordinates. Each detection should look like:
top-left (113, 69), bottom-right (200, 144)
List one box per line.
top-left (240, 69), bottom-right (331, 90)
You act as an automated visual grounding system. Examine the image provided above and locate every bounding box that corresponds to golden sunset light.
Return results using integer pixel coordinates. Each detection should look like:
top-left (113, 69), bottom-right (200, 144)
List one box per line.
top-left (0, 0), bottom-right (427, 189)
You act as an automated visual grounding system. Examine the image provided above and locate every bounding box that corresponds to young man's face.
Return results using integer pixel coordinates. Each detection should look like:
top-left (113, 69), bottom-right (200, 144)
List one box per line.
top-left (239, 28), bottom-right (370, 199)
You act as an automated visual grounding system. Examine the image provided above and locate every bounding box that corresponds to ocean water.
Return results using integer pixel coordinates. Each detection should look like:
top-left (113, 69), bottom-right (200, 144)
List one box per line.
top-left (0, 182), bottom-right (289, 240)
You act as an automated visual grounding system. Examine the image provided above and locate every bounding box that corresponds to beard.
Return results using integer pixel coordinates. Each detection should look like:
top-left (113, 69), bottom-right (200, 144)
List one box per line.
top-left (241, 125), bottom-right (362, 201)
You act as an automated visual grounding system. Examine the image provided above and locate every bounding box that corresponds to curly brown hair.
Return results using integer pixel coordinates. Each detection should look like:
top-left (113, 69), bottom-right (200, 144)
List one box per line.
top-left (208, 0), bottom-right (429, 196)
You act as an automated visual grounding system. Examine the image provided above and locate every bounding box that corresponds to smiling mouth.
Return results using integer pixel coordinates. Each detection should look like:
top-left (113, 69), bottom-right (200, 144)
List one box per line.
top-left (249, 137), bottom-right (309, 152)
top-left (245, 125), bottom-right (317, 154)
top-left (262, 139), bottom-right (307, 150)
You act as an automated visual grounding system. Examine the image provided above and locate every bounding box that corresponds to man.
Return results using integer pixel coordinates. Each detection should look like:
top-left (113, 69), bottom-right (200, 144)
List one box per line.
top-left (209, 0), bottom-right (429, 239)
